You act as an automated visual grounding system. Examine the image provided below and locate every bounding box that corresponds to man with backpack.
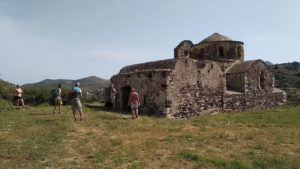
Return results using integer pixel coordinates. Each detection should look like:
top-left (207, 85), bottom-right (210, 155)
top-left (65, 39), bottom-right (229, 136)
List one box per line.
top-left (71, 82), bottom-right (84, 121)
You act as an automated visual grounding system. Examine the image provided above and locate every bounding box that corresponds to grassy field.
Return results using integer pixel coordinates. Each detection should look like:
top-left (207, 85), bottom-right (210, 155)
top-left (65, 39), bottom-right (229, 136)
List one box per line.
top-left (0, 105), bottom-right (300, 169)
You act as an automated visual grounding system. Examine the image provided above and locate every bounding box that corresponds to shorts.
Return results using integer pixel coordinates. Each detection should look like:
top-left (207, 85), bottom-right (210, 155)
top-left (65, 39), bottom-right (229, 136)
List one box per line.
top-left (55, 97), bottom-right (63, 105)
top-left (131, 103), bottom-right (139, 109)
top-left (14, 96), bottom-right (21, 100)
top-left (72, 99), bottom-right (82, 112)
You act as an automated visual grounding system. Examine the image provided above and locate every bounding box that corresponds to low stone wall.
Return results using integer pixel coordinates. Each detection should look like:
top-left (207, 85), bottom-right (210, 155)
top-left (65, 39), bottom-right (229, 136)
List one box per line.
top-left (224, 92), bottom-right (244, 112)
top-left (224, 91), bottom-right (286, 113)
top-left (170, 84), bottom-right (224, 118)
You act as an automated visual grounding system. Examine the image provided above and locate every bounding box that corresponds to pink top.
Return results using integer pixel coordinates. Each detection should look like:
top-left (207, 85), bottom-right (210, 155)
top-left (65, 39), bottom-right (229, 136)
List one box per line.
top-left (129, 91), bottom-right (140, 105)
top-left (15, 88), bottom-right (23, 97)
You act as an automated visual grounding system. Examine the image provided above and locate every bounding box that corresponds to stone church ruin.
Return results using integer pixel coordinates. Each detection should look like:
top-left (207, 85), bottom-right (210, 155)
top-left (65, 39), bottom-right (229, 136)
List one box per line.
top-left (110, 33), bottom-right (286, 118)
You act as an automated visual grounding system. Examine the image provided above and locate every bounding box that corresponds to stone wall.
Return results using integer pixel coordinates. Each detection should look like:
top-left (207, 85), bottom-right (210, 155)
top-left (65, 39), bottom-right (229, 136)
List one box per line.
top-left (174, 40), bottom-right (193, 59)
top-left (167, 59), bottom-right (224, 118)
top-left (244, 61), bottom-right (274, 110)
top-left (111, 70), bottom-right (172, 116)
top-left (224, 92), bottom-right (245, 112)
top-left (224, 61), bottom-right (286, 112)
top-left (190, 42), bottom-right (244, 61)
top-left (166, 58), bottom-right (198, 117)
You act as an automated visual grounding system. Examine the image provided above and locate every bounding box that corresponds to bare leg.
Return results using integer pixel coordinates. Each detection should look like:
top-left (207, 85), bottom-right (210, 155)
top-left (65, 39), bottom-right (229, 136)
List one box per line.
top-left (53, 105), bottom-right (56, 114)
top-left (58, 105), bottom-right (61, 113)
top-left (135, 108), bottom-right (139, 118)
top-left (131, 108), bottom-right (135, 119)
top-left (73, 110), bottom-right (77, 121)
top-left (16, 99), bottom-right (19, 108)
top-left (79, 109), bottom-right (83, 121)
top-left (21, 99), bottom-right (25, 108)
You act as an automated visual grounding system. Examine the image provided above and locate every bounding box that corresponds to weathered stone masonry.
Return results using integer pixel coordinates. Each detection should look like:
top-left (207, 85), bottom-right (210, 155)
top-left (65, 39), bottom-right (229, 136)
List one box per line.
top-left (110, 33), bottom-right (286, 118)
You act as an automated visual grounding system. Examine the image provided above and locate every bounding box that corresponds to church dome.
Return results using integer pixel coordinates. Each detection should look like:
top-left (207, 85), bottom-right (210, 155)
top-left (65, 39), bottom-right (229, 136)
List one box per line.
top-left (199, 33), bottom-right (240, 43)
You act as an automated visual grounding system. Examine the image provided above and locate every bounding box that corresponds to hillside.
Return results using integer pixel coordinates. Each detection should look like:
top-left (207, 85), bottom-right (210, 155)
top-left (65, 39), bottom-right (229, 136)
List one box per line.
top-left (23, 76), bottom-right (110, 92)
top-left (269, 61), bottom-right (300, 104)
top-left (269, 61), bottom-right (300, 88)
top-left (0, 79), bottom-right (15, 99)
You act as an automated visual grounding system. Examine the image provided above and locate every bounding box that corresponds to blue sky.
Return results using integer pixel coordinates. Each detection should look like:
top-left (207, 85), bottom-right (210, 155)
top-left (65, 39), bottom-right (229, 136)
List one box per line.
top-left (0, 0), bottom-right (299, 84)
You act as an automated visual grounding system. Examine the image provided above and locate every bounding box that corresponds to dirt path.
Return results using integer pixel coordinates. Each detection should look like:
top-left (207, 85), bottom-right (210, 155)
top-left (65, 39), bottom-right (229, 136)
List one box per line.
top-left (58, 121), bottom-right (91, 168)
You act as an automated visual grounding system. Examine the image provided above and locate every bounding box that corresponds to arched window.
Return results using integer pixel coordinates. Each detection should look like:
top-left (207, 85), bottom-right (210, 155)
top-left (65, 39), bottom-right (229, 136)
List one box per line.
top-left (258, 71), bottom-right (265, 89)
top-left (219, 47), bottom-right (224, 57)
top-left (184, 50), bottom-right (189, 57)
top-left (237, 46), bottom-right (242, 60)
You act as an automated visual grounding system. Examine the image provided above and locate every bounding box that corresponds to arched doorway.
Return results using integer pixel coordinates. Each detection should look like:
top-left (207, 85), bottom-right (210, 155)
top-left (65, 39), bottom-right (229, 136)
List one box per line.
top-left (122, 86), bottom-right (131, 112)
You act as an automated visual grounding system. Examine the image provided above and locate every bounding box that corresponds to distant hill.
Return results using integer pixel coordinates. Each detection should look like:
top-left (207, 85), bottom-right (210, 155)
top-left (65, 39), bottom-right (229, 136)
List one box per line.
top-left (0, 79), bottom-right (15, 105)
top-left (264, 60), bottom-right (273, 65)
top-left (269, 61), bottom-right (300, 89)
top-left (269, 61), bottom-right (300, 104)
top-left (0, 79), bottom-right (15, 87)
top-left (23, 76), bottom-right (110, 92)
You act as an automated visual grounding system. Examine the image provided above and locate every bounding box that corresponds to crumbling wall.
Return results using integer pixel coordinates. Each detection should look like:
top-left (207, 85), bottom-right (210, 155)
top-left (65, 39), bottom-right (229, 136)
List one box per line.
top-left (167, 59), bottom-right (224, 118)
top-left (174, 40), bottom-right (193, 59)
top-left (224, 61), bottom-right (286, 112)
top-left (244, 62), bottom-right (274, 110)
top-left (166, 58), bottom-right (198, 118)
top-left (197, 61), bottom-right (224, 114)
top-left (111, 70), bottom-right (171, 116)
top-left (224, 92), bottom-right (245, 112)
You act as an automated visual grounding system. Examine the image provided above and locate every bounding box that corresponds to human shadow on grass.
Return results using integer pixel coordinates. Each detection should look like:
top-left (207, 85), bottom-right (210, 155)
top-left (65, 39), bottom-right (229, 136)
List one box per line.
top-left (28, 113), bottom-right (48, 116)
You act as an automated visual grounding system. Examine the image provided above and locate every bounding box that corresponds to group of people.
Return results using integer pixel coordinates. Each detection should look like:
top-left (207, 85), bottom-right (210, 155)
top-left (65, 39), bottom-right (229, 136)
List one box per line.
top-left (52, 82), bottom-right (84, 121)
top-left (14, 83), bottom-right (140, 120)
top-left (110, 84), bottom-right (140, 119)
top-left (14, 83), bottom-right (84, 121)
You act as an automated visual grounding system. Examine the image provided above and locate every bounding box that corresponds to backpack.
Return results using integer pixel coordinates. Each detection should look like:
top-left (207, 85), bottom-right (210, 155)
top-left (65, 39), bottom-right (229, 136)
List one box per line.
top-left (52, 89), bottom-right (58, 98)
top-left (68, 90), bottom-right (74, 100)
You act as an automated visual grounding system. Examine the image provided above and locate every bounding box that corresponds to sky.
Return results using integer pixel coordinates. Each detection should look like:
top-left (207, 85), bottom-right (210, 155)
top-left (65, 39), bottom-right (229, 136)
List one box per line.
top-left (0, 0), bottom-right (299, 85)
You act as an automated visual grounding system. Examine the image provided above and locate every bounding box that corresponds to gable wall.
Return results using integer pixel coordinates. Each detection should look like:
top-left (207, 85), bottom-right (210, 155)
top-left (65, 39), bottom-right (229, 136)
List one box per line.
top-left (167, 59), bottom-right (225, 118)
top-left (111, 70), bottom-right (171, 116)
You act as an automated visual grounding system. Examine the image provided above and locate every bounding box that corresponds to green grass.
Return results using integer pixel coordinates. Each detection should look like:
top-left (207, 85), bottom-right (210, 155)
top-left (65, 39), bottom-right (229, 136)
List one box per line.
top-left (0, 105), bottom-right (300, 168)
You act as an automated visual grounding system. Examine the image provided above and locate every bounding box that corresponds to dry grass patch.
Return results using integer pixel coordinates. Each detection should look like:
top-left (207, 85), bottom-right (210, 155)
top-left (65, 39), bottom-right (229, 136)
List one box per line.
top-left (0, 105), bottom-right (300, 168)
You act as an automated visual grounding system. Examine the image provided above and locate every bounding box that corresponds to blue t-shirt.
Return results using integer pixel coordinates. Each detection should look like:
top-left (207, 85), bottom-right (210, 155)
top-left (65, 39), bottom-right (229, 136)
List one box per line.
top-left (72, 86), bottom-right (82, 99)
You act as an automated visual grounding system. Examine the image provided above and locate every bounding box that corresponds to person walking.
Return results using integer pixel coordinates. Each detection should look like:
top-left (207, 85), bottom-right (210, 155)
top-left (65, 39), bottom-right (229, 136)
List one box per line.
top-left (110, 84), bottom-right (117, 110)
top-left (71, 82), bottom-right (83, 121)
top-left (128, 88), bottom-right (140, 119)
top-left (53, 84), bottom-right (62, 114)
top-left (15, 85), bottom-right (24, 108)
